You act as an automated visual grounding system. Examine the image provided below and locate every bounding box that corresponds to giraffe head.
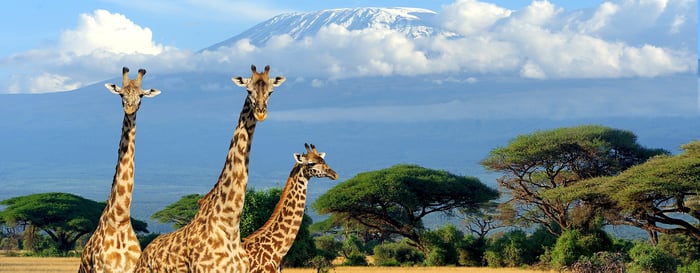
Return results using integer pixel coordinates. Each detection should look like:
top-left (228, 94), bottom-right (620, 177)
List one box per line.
top-left (231, 65), bottom-right (286, 121)
top-left (294, 143), bottom-right (338, 180)
top-left (105, 67), bottom-right (161, 114)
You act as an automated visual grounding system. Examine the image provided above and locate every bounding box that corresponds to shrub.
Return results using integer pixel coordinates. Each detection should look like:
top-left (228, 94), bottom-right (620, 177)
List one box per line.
top-left (677, 260), bottom-right (700, 273)
top-left (628, 241), bottom-right (678, 273)
top-left (550, 229), bottom-right (614, 268)
top-left (373, 240), bottom-right (424, 266)
top-left (484, 229), bottom-right (528, 267)
top-left (458, 236), bottom-right (486, 266)
top-left (314, 235), bottom-right (340, 262)
top-left (570, 251), bottom-right (626, 273)
top-left (423, 224), bottom-right (463, 266)
top-left (658, 233), bottom-right (700, 266)
top-left (138, 233), bottom-right (160, 249)
top-left (343, 253), bottom-right (368, 266)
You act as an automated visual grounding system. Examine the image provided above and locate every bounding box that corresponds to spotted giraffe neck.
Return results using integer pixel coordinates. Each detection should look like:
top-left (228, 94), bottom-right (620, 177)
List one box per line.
top-left (79, 111), bottom-right (140, 273)
top-left (243, 163), bottom-right (309, 267)
top-left (105, 112), bottom-right (137, 225)
top-left (196, 95), bottom-right (256, 235)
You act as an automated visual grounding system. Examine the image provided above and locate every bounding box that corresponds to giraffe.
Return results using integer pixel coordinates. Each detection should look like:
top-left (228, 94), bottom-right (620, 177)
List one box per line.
top-left (134, 65), bottom-right (285, 273)
top-left (79, 67), bottom-right (161, 273)
top-left (243, 143), bottom-right (338, 273)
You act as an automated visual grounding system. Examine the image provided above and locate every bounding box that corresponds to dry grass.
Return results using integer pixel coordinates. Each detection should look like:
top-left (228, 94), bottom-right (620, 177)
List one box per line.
top-left (0, 256), bottom-right (79, 273)
top-left (0, 256), bottom-right (557, 273)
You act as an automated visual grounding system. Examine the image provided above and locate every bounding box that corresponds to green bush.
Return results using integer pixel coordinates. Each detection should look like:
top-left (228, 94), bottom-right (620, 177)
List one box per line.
top-left (458, 236), bottom-right (486, 266)
top-left (423, 224), bottom-right (463, 266)
top-left (314, 235), bottom-right (340, 262)
top-left (678, 260), bottom-right (700, 273)
top-left (658, 233), bottom-right (700, 266)
top-left (373, 240), bottom-right (424, 266)
top-left (138, 233), bottom-right (160, 249)
top-left (484, 229), bottom-right (528, 267)
top-left (628, 242), bottom-right (678, 273)
top-left (550, 229), bottom-right (614, 268)
top-left (343, 253), bottom-right (368, 266)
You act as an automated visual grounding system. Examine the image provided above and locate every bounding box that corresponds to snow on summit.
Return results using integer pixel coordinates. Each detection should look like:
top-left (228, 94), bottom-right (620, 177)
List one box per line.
top-left (205, 7), bottom-right (452, 50)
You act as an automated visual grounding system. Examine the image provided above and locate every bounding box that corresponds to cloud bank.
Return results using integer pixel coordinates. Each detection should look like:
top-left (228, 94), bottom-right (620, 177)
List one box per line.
top-left (0, 0), bottom-right (696, 93)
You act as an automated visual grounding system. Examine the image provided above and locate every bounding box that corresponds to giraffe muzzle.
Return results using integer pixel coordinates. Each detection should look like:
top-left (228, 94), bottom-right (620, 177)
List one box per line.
top-left (326, 170), bottom-right (338, 180)
top-left (254, 109), bottom-right (267, 121)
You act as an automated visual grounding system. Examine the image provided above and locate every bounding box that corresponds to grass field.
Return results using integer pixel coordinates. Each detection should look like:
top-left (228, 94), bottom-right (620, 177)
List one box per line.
top-left (0, 256), bottom-right (557, 273)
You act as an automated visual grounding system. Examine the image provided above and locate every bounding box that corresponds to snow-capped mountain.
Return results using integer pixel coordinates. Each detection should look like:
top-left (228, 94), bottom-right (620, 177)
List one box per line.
top-left (205, 7), bottom-right (456, 50)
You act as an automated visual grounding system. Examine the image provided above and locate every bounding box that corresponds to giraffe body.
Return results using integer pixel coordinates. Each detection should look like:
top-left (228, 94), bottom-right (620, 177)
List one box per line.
top-left (134, 65), bottom-right (285, 273)
top-left (79, 67), bottom-right (160, 273)
top-left (244, 144), bottom-right (338, 273)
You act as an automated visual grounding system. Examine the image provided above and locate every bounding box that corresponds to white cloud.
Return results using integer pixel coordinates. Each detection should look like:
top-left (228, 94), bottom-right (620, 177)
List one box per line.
top-left (0, 0), bottom-right (696, 93)
top-left (439, 0), bottom-right (512, 35)
top-left (60, 10), bottom-right (164, 56)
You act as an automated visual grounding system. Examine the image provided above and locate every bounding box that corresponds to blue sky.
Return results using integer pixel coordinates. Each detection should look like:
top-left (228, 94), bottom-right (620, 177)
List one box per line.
top-left (0, 0), bottom-right (696, 93)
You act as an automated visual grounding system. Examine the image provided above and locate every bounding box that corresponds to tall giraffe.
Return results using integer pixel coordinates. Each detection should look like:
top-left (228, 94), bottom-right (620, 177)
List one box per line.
top-left (135, 65), bottom-right (285, 273)
top-left (244, 143), bottom-right (338, 273)
top-left (79, 67), bottom-right (160, 273)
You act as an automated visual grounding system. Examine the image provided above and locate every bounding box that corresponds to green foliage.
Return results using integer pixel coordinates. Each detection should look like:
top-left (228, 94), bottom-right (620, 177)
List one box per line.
top-left (343, 253), bottom-right (368, 266)
top-left (658, 233), bottom-right (700, 266)
top-left (628, 241), bottom-right (679, 273)
top-left (241, 188), bottom-right (284, 238)
top-left (550, 139), bottom-right (700, 242)
top-left (314, 164), bottom-right (498, 252)
top-left (0, 192), bottom-right (148, 254)
top-left (138, 233), bottom-right (160, 249)
top-left (482, 125), bottom-right (666, 233)
top-left (550, 229), bottom-right (613, 268)
top-left (314, 235), bottom-right (341, 262)
top-left (151, 194), bottom-right (201, 229)
top-left (484, 229), bottom-right (529, 267)
top-left (678, 260), bottom-right (700, 273)
top-left (457, 235), bottom-right (487, 266)
top-left (373, 239), bottom-right (425, 266)
top-left (423, 224), bottom-right (463, 266)
top-left (307, 255), bottom-right (334, 273)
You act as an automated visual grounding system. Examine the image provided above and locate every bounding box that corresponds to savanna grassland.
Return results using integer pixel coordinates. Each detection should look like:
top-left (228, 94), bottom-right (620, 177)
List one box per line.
top-left (0, 256), bottom-right (557, 273)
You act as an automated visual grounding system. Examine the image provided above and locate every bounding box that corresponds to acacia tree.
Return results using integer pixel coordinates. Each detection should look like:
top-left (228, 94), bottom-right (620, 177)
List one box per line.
top-left (0, 192), bottom-right (148, 253)
top-left (481, 125), bottom-right (666, 235)
top-left (313, 164), bottom-right (498, 254)
top-left (550, 140), bottom-right (700, 244)
top-left (151, 194), bottom-right (201, 230)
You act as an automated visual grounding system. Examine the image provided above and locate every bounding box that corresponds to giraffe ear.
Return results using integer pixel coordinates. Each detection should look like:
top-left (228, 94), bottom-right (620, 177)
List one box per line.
top-left (232, 77), bottom-right (250, 87)
top-left (271, 76), bottom-right (286, 87)
top-left (318, 152), bottom-right (326, 159)
top-left (142, 88), bottom-right (161, 98)
top-left (105, 83), bottom-right (121, 95)
top-left (293, 153), bottom-right (304, 164)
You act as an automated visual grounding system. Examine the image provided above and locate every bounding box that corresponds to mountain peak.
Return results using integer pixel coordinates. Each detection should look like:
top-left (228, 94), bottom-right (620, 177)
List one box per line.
top-left (205, 7), bottom-right (448, 51)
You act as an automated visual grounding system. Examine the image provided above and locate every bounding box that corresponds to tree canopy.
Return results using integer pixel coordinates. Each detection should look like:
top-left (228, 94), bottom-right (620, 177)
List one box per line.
top-left (481, 125), bottom-right (667, 234)
top-left (313, 164), bottom-right (498, 252)
top-left (0, 192), bottom-right (148, 253)
top-left (547, 140), bottom-right (700, 243)
top-left (151, 194), bottom-right (201, 230)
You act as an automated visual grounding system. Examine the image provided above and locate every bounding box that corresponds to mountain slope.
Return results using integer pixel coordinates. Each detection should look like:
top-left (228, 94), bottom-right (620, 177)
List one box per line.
top-left (205, 7), bottom-right (455, 50)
